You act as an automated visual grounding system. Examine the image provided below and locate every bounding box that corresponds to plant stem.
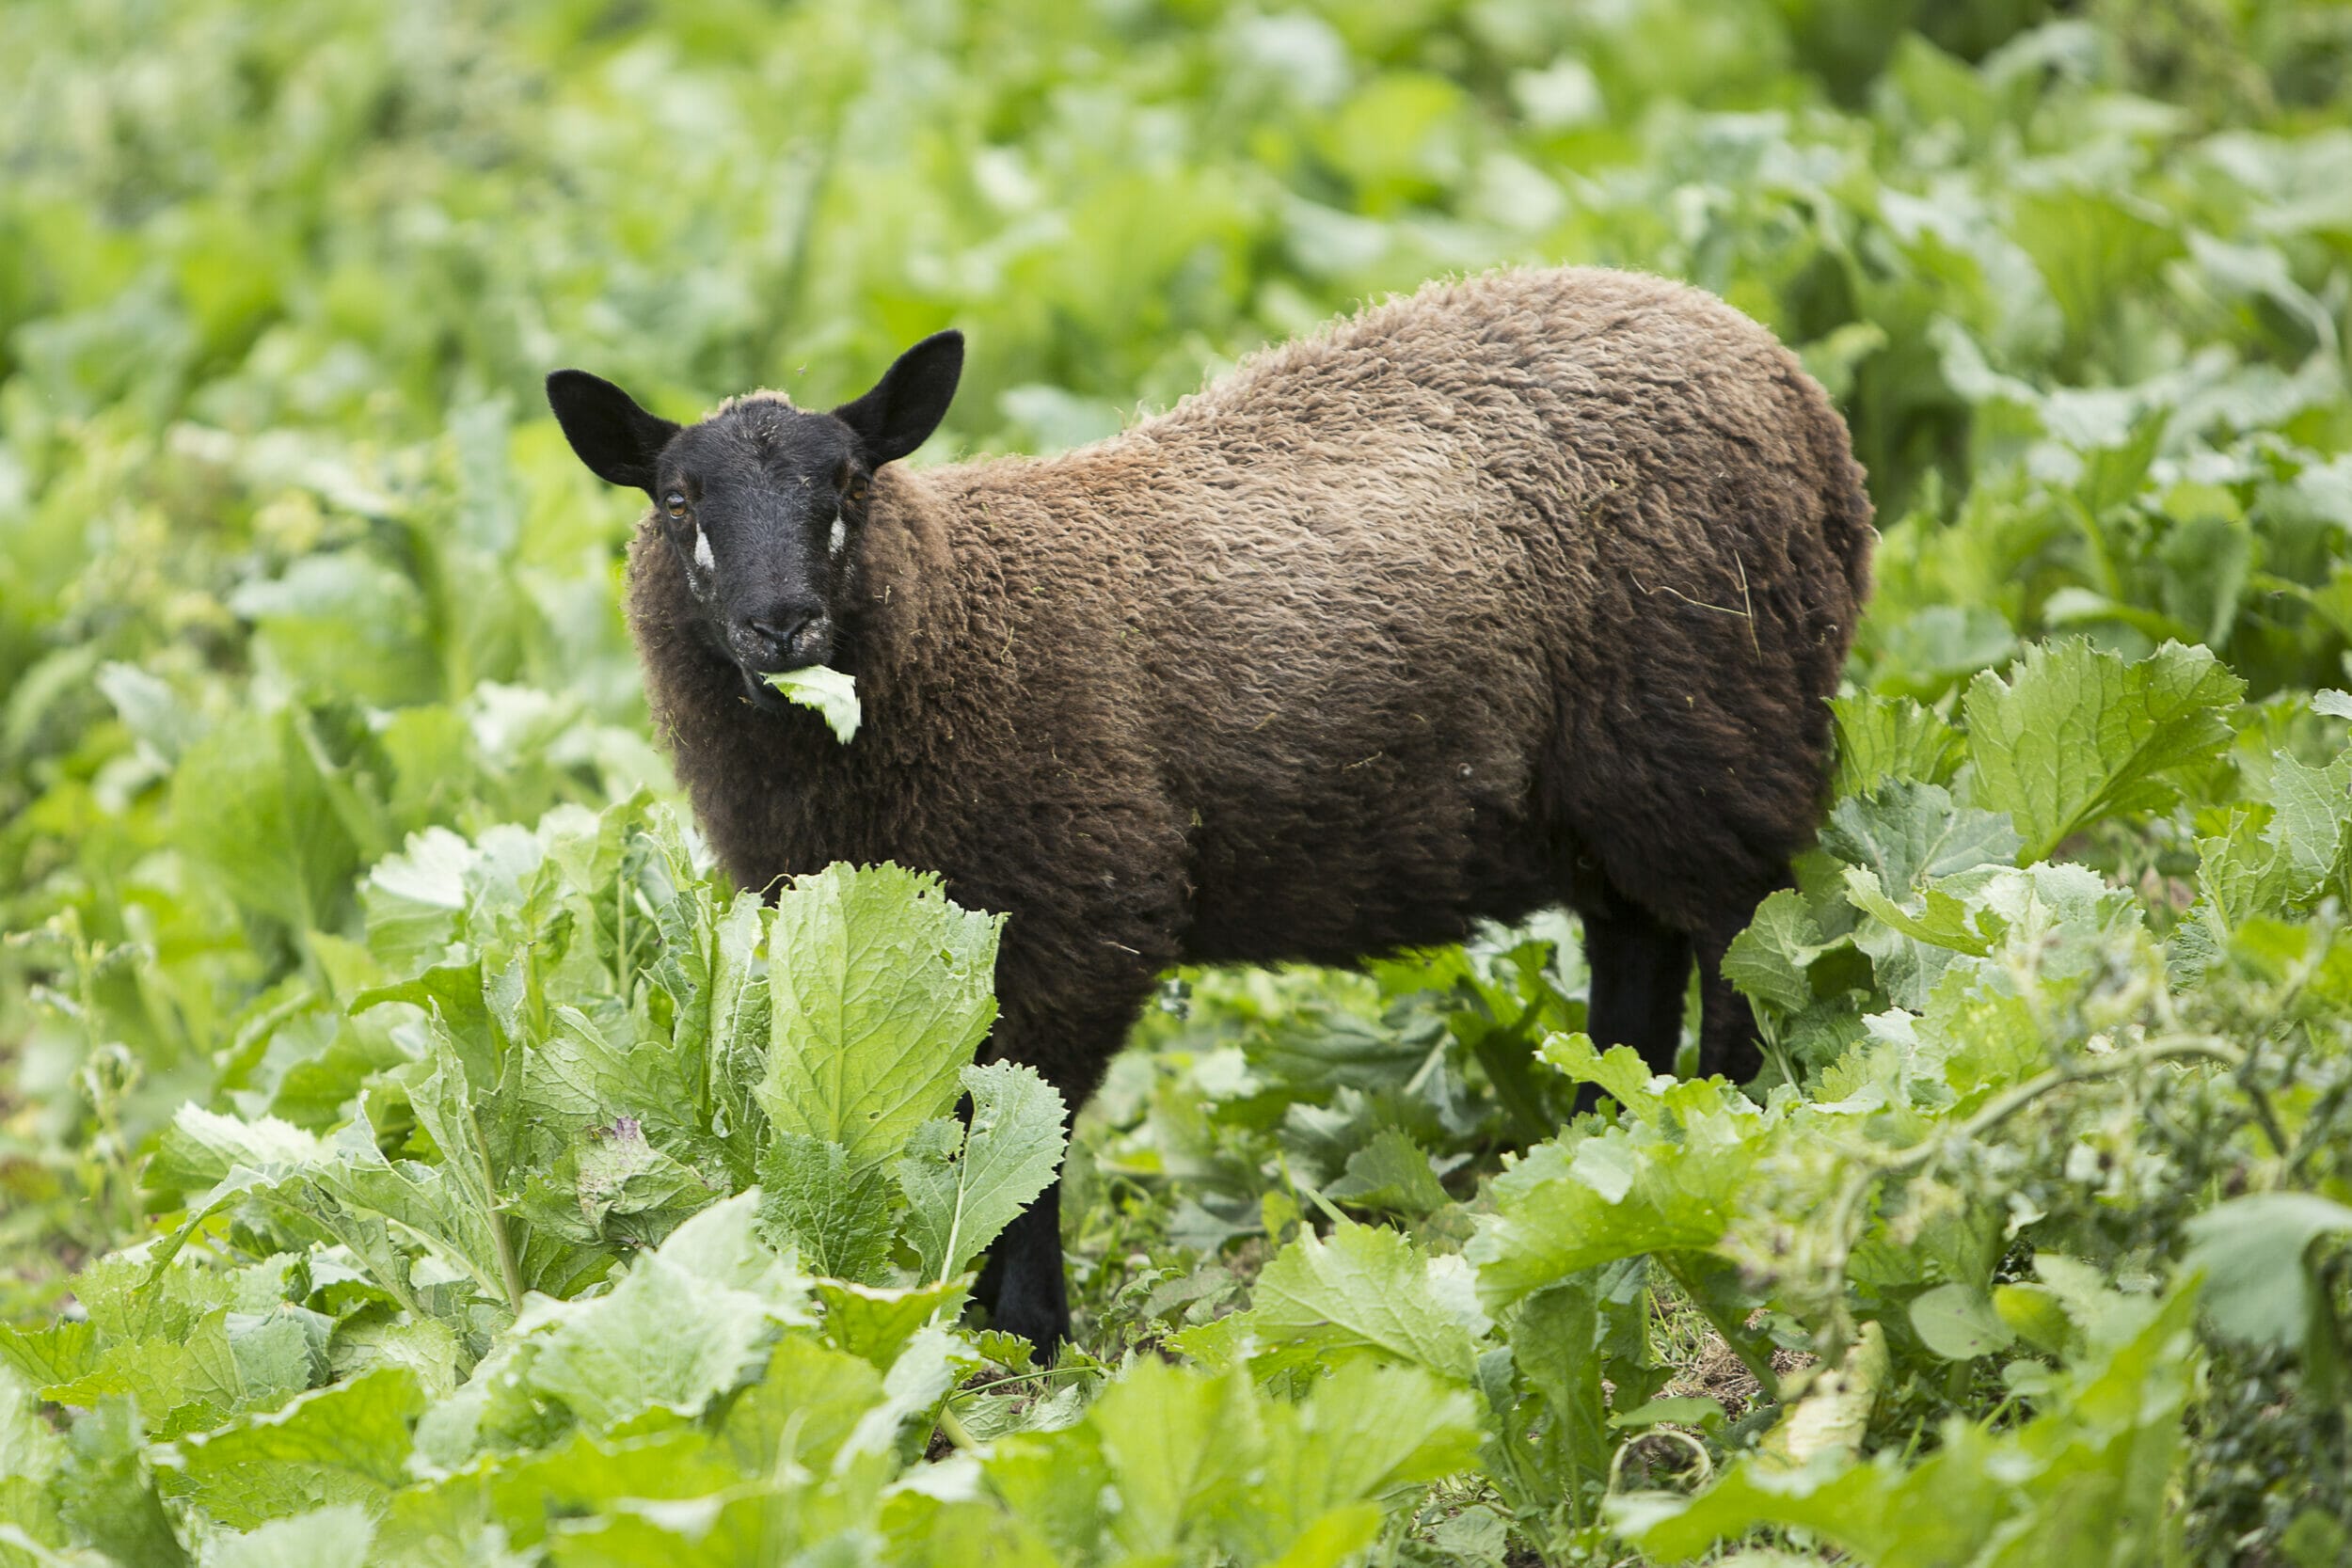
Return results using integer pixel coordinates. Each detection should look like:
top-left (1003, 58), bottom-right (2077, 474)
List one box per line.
top-left (469, 1098), bottom-right (527, 1313)
top-left (935, 1403), bottom-right (980, 1455)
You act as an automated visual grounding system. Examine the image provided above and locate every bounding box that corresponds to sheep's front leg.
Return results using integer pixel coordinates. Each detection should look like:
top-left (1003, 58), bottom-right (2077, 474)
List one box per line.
top-left (967, 892), bottom-right (1175, 1354)
top-left (974, 1179), bottom-right (1070, 1353)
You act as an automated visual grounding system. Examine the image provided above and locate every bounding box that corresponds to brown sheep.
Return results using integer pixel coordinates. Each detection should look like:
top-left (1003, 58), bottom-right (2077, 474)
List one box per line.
top-left (547, 265), bottom-right (1874, 1350)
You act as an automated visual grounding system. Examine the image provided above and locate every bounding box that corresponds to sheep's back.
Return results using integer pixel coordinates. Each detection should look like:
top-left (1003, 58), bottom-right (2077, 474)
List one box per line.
top-left (926, 266), bottom-right (1869, 961)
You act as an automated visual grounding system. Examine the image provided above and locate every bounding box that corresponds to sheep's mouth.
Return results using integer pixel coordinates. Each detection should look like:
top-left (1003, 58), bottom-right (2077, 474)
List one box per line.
top-left (739, 666), bottom-right (797, 714)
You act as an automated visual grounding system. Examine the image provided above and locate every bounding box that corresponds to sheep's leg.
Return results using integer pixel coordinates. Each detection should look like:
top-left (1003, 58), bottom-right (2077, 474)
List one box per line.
top-left (1693, 934), bottom-right (1765, 1083)
top-left (1687, 863), bottom-right (1792, 1083)
top-left (968, 916), bottom-right (1172, 1354)
top-left (1566, 801), bottom-right (1790, 1089)
top-left (1580, 898), bottom-right (1692, 1079)
top-left (975, 1178), bottom-right (1070, 1354)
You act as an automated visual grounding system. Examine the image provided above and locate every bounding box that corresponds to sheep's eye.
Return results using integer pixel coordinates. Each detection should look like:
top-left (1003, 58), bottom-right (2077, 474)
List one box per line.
top-left (663, 491), bottom-right (688, 519)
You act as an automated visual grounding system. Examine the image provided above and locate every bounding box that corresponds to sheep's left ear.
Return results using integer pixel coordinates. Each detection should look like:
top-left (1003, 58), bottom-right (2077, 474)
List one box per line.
top-left (833, 330), bottom-right (963, 466)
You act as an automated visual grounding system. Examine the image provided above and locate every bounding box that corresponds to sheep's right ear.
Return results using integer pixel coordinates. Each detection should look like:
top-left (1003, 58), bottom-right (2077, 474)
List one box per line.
top-left (546, 370), bottom-right (680, 494)
top-left (833, 330), bottom-right (963, 467)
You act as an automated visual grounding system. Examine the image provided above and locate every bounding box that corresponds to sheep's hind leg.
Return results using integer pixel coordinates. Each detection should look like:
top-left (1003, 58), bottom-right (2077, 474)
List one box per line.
top-left (1694, 928), bottom-right (1766, 1084)
top-left (1580, 896), bottom-right (1692, 1082)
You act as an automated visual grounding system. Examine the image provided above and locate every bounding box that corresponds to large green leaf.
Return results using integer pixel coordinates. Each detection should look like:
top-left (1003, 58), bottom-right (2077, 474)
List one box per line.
top-left (1469, 1079), bottom-right (1768, 1314)
top-left (168, 707), bottom-right (366, 937)
top-left (56, 1401), bottom-right (189, 1568)
top-left (1233, 1361), bottom-right (1479, 1565)
top-left (155, 1087), bottom-right (547, 1325)
top-left (1820, 782), bottom-right (2023, 888)
top-left (1090, 1361), bottom-right (1261, 1557)
top-left (1324, 1129), bottom-right (1453, 1216)
top-left (1831, 692), bottom-right (1967, 800)
top-left (154, 1366), bottom-right (425, 1530)
top-left (1962, 640), bottom-right (2244, 862)
top-left (721, 1335), bottom-right (886, 1479)
top-left (519, 1194), bottom-right (811, 1432)
top-left (755, 1132), bottom-right (898, 1283)
top-left (2183, 1193), bottom-right (2352, 1352)
top-left (757, 864), bottom-right (1004, 1169)
top-left (2266, 752), bottom-right (2352, 905)
top-left (210, 1504), bottom-right (375, 1568)
top-left (230, 551), bottom-right (437, 708)
top-left (762, 667), bottom-right (862, 744)
top-left (1721, 893), bottom-right (1844, 1018)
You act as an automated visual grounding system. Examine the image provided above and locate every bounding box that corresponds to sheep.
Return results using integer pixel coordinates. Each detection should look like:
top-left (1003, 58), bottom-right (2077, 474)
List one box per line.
top-left (547, 264), bottom-right (1875, 1350)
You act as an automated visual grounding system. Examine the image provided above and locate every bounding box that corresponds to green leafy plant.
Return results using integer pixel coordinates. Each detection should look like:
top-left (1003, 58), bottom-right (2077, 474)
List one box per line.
top-left (8, 0), bottom-right (2352, 1562)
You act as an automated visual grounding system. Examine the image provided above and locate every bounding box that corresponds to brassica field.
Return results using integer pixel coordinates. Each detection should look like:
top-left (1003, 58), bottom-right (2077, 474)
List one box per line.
top-left (5, 0), bottom-right (2352, 1561)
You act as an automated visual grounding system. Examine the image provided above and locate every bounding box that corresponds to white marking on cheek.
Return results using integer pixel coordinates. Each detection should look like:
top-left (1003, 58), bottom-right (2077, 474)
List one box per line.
top-left (693, 530), bottom-right (717, 576)
top-left (828, 516), bottom-right (847, 559)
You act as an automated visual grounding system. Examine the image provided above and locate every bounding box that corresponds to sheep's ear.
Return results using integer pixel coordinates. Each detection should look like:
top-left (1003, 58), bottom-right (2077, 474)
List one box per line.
top-left (546, 370), bottom-right (680, 494)
top-left (832, 330), bottom-right (963, 466)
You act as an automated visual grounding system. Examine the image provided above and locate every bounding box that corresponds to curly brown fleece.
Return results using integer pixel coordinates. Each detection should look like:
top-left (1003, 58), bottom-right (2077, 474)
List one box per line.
top-left (628, 265), bottom-right (1872, 1110)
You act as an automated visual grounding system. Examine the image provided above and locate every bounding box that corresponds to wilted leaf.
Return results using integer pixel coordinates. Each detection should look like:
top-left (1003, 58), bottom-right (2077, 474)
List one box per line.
top-left (1613, 1291), bottom-right (2198, 1563)
top-left (1757, 1322), bottom-right (1887, 1468)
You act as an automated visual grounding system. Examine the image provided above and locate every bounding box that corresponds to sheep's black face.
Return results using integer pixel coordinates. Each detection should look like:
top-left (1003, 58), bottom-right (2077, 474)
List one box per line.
top-left (546, 331), bottom-right (963, 714)
top-left (649, 405), bottom-right (860, 687)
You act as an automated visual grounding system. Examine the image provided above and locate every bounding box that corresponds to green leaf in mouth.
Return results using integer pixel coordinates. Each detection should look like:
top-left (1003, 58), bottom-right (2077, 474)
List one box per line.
top-left (763, 666), bottom-right (862, 743)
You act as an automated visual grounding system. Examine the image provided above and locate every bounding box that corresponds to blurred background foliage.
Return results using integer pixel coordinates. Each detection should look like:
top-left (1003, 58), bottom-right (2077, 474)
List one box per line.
top-left (4, 0), bottom-right (2352, 1555)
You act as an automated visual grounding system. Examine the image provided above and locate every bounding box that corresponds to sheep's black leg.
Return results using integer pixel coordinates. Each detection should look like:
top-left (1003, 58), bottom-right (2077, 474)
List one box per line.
top-left (1581, 899), bottom-right (1692, 1080)
top-left (974, 1180), bottom-right (1069, 1354)
top-left (967, 958), bottom-right (1159, 1357)
top-left (1694, 938), bottom-right (1764, 1084)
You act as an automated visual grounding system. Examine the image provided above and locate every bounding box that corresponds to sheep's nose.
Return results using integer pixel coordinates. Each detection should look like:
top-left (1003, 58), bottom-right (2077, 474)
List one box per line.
top-left (746, 610), bottom-right (816, 647)
top-left (739, 605), bottom-right (829, 671)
